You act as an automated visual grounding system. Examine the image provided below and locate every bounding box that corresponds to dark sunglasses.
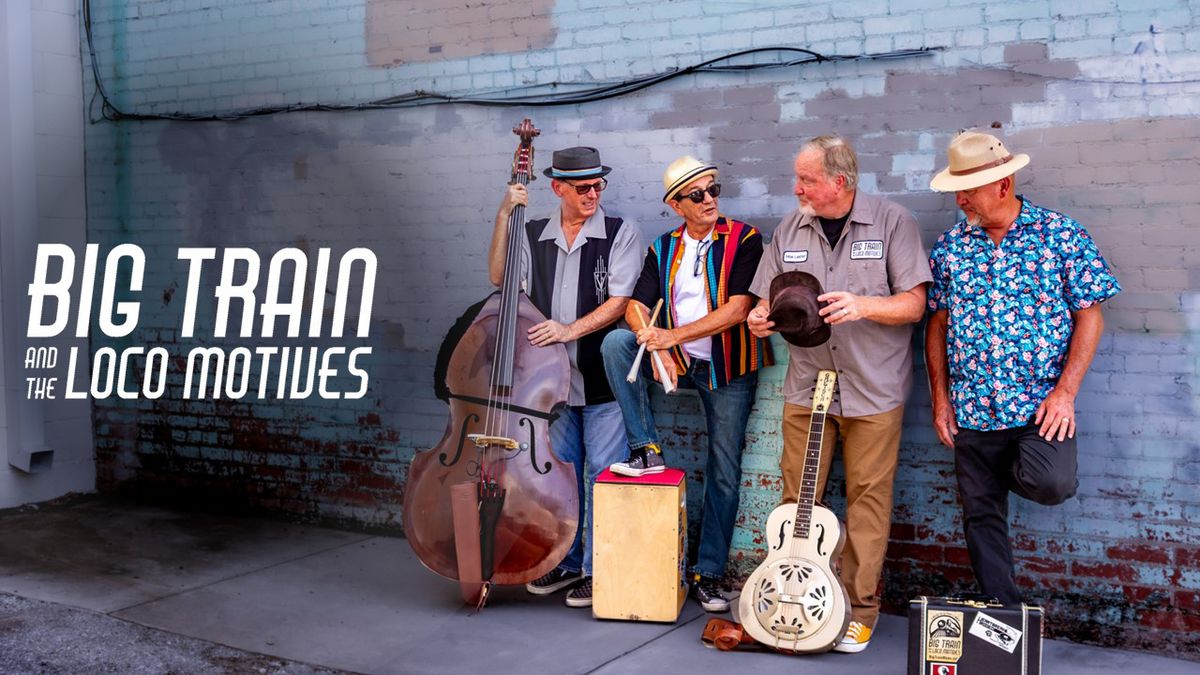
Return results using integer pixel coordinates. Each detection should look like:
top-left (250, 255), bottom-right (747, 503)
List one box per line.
top-left (676, 183), bottom-right (721, 203)
top-left (566, 178), bottom-right (607, 195)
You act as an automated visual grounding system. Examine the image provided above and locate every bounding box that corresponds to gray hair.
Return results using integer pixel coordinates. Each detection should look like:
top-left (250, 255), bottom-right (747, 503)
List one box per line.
top-left (802, 135), bottom-right (859, 191)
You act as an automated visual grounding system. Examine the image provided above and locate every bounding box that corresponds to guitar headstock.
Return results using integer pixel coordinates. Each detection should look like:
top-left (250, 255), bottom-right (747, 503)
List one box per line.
top-left (812, 370), bottom-right (837, 413)
top-left (510, 118), bottom-right (540, 185)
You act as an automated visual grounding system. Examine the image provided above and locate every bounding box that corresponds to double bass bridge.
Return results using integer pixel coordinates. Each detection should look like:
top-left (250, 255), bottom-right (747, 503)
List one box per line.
top-left (467, 434), bottom-right (519, 449)
top-left (440, 418), bottom-right (554, 477)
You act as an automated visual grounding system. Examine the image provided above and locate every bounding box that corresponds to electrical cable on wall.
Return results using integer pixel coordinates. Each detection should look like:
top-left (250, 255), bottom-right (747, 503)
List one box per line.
top-left (84, 0), bottom-right (1198, 124)
top-left (82, 0), bottom-right (941, 123)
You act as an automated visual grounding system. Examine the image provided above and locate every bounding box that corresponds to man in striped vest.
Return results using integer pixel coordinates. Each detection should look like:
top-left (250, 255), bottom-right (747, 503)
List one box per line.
top-left (488, 146), bottom-right (643, 608)
top-left (601, 156), bottom-right (773, 613)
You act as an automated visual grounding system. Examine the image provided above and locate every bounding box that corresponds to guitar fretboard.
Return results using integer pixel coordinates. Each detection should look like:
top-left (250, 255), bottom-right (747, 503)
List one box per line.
top-left (791, 410), bottom-right (826, 540)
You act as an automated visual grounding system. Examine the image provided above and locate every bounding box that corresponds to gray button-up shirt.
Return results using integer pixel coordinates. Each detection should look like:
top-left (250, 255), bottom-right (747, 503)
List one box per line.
top-left (750, 192), bottom-right (932, 417)
top-left (519, 206), bottom-right (642, 405)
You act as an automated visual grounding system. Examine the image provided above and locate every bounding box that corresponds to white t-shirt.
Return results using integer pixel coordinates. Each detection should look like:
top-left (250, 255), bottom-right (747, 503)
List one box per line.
top-left (672, 230), bottom-right (713, 361)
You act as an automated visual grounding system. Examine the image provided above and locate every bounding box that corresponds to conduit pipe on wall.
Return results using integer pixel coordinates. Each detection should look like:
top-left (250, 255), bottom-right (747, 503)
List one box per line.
top-left (0, 0), bottom-right (53, 474)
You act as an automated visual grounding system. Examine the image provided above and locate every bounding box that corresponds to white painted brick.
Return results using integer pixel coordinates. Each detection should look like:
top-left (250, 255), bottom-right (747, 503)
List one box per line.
top-left (892, 153), bottom-right (935, 172)
top-left (1053, 19), bottom-right (1088, 40)
top-left (1087, 16), bottom-right (1121, 37)
top-left (976, 45), bottom-right (1004, 64)
top-left (864, 15), bottom-right (922, 35)
top-left (986, 1), bottom-right (1050, 22)
top-left (1052, 37), bottom-right (1118, 59)
top-left (864, 35), bottom-right (894, 53)
top-left (1147, 94), bottom-right (1200, 117)
top-left (649, 38), bottom-right (700, 57)
top-left (1050, 0), bottom-right (1116, 15)
top-left (925, 7), bottom-right (982, 30)
top-left (889, 0), bottom-right (949, 11)
top-left (831, 0), bottom-right (889, 18)
top-left (893, 32), bottom-right (928, 50)
top-left (652, 1), bottom-right (702, 21)
top-left (720, 11), bottom-right (775, 31)
top-left (1018, 19), bottom-right (1053, 41)
top-left (810, 20), bottom-right (863, 40)
top-left (670, 17), bottom-right (718, 38)
top-left (1120, 9), bottom-right (1194, 33)
top-left (467, 54), bottom-right (512, 74)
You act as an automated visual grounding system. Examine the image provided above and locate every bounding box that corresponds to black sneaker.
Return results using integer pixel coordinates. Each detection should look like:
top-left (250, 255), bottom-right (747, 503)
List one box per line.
top-left (525, 567), bottom-right (582, 595)
top-left (609, 446), bottom-right (666, 477)
top-left (691, 576), bottom-right (729, 612)
top-left (565, 576), bottom-right (592, 608)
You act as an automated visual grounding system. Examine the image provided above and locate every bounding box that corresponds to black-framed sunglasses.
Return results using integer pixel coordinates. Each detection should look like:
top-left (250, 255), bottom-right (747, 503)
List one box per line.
top-left (693, 240), bottom-right (712, 277)
top-left (566, 178), bottom-right (608, 195)
top-left (676, 183), bottom-right (721, 204)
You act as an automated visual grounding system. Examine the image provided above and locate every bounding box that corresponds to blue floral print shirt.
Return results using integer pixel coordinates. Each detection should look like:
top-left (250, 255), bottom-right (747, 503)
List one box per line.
top-left (928, 197), bottom-right (1121, 431)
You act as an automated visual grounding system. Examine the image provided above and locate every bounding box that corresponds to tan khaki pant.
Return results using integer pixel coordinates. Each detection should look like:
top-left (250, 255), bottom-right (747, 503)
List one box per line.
top-left (781, 403), bottom-right (904, 627)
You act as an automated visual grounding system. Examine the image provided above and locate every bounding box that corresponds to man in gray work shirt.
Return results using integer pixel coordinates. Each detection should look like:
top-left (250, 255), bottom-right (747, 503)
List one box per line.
top-left (748, 135), bottom-right (931, 653)
top-left (487, 146), bottom-right (642, 607)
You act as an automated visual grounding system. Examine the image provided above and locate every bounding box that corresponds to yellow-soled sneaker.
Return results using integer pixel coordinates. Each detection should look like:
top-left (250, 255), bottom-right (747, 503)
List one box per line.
top-left (832, 621), bottom-right (872, 653)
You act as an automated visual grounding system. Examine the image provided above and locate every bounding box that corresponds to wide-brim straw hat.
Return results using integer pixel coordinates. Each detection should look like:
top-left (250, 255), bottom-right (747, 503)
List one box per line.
top-left (930, 131), bottom-right (1030, 192)
top-left (662, 155), bottom-right (718, 202)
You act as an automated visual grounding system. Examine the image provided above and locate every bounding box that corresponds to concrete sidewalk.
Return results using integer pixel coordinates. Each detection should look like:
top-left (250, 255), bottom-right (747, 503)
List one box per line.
top-left (0, 498), bottom-right (1193, 675)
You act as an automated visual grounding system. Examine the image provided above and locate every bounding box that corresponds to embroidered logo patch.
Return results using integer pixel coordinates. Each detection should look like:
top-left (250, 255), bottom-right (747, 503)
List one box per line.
top-left (593, 257), bottom-right (608, 305)
top-left (783, 250), bottom-right (808, 263)
top-left (968, 612), bottom-right (1022, 654)
top-left (850, 240), bottom-right (883, 259)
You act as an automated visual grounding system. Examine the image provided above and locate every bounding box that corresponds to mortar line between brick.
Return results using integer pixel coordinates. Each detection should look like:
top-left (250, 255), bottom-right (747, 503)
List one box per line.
top-left (105, 533), bottom-right (379, 616)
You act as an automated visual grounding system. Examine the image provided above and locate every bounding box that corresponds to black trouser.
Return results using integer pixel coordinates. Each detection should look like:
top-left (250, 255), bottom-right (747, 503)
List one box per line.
top-left (954, 424), bottom-right (1078, 604)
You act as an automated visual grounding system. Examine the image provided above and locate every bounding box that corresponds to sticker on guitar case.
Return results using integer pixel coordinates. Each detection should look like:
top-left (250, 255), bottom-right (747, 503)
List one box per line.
top-left (969, 611), bottom-right (1022, 653)
top-left (925, 610), bottom-right (963, 662)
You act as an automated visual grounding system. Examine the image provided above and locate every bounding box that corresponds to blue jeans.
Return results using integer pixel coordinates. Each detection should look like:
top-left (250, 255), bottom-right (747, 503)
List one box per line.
top-left (550, 400), bottom-right (626, 577)
top-left (601, 329), bottom-right (757, 579)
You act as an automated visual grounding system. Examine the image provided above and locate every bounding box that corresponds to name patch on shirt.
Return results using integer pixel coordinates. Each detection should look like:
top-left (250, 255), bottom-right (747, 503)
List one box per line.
top-left (850, 240), bottom-right (884, 260)
top-left (783, 250), bottom-right (808, 263)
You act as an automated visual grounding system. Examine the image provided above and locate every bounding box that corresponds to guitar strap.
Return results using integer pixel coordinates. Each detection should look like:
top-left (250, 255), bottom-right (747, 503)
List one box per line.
top-left (702, 618), bottom-right (757, 651)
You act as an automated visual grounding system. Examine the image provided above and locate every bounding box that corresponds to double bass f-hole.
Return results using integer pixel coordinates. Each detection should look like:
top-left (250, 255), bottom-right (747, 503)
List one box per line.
top-left (439, 414), bottom-right (480, 468)
top-left (520, 417), bottom-right (551, 475)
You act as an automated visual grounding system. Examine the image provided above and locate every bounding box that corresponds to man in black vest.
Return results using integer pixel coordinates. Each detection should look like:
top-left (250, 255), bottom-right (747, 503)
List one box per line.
top-left (487, 146), bottom-right (642, 607)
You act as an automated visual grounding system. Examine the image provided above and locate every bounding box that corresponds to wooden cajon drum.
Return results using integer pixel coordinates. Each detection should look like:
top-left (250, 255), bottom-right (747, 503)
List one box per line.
top-left (592, 467), bottom-right (687, 622)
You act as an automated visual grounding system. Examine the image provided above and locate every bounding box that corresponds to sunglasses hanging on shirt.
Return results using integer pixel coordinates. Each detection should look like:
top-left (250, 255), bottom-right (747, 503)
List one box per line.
top-left (693, 240), bottom-right (712, 276)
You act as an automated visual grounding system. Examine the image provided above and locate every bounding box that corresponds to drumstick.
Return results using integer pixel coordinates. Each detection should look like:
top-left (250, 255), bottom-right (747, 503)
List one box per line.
top-left (626, 299), bottom-right (663, 383)
top-left (629, 301), bottom-right (677, 393)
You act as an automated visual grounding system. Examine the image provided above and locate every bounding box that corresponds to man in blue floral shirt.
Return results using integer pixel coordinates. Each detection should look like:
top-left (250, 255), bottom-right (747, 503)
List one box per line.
top-left (925, 131), bottom-right (1120, 604)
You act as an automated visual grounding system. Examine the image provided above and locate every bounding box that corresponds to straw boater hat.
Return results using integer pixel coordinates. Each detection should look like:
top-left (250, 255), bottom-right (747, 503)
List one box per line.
top-left (543, 146), bottom-right (612, 180)
top-left (929, 131), bottom-right (1030, 192)
top-left (768, 271), bottom-right (831, 348)
top-left (662, 155), bottom-right (718, 202)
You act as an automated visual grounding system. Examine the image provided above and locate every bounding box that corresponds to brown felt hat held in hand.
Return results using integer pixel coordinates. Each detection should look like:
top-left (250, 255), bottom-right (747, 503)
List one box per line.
top-left (767, 271), bottom-right (831, 348)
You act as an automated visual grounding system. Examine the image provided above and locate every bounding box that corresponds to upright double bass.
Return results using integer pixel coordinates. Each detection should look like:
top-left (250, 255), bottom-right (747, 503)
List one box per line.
top-left (403, 119), bottom-right (578, 606)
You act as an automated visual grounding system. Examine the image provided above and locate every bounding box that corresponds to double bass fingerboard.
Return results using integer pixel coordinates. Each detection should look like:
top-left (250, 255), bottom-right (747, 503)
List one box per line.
top-left (494, 119), bottom-right (540, 395)
top-left (792, 370), bottom-right (837, 540)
